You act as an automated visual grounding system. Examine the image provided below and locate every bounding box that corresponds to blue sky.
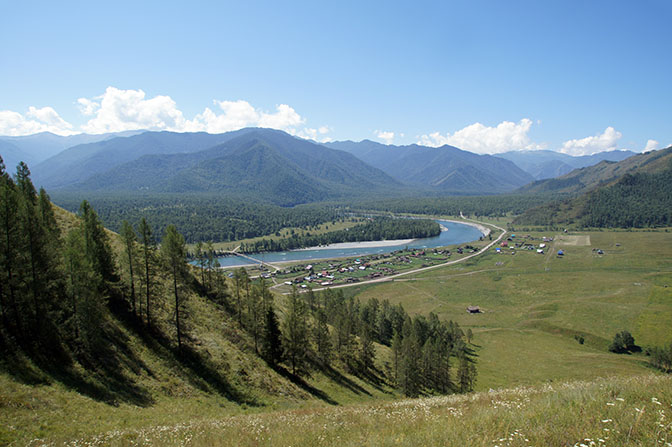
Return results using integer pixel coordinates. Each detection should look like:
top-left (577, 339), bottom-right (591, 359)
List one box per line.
top-left (1, 0), bottom-right (670, 155)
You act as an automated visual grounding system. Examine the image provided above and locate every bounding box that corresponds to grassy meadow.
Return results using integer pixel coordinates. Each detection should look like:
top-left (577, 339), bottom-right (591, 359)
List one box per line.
top-left (354, 228), bottom-right (672, 390)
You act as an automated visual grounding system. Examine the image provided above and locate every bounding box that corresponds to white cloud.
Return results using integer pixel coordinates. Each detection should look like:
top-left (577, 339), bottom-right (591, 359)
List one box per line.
top-left (560, 127), bottom-right (622, 156)
top-left (644, 139), bottom-right (659, 152)
top-left (417, 119), bottom-right (544, 154)
top-left (71, 87), bottom-right (332, 140)
top-left (0, 107), bottom-right (75, 136)
top-left (294, 126), bottom-right (332, 143)
top-left (79, 87), bottom-right (188, 133)
top-left (375, 130), bottom-right (395, 145)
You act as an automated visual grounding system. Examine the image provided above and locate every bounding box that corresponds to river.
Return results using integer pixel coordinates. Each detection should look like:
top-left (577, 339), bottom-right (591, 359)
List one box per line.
top-left (215, 220), bottom-right (485, 267)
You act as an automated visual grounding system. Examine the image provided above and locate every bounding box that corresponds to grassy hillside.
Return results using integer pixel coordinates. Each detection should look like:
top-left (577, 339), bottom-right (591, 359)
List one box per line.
top-left (9, 374), bottom-right (670, 446)
top-left (2, 198), bottom-right (670, 445)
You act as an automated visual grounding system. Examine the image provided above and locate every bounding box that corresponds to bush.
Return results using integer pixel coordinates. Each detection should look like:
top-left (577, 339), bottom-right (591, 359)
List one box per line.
top-left (608, 330), bottom-right (636, 353)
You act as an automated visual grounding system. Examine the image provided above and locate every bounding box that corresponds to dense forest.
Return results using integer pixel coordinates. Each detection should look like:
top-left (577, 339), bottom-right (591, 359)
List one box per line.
top-left (515, 163), bottom-right (672, 228)
top-left (350, 194), bottom-right (558, 218)
top-left (238, 217), bottom-right (440, 253)
top-left (51, 192), bottom-right (343, 244)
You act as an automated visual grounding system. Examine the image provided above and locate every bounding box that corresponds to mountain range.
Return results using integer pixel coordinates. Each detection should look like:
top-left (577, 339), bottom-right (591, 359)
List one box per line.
top-left (0, 127), bottom-right (652, 205)
top-left (495, 149), bottom-right (636, 180)
top-left (0, 130), bottom-right (143, 170)
top-left (326, 140), bottom-right (534, 194)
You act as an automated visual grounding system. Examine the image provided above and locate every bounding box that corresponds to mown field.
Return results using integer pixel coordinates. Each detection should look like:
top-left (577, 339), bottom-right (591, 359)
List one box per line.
top-left (353, 228), bottom-right (672, 390)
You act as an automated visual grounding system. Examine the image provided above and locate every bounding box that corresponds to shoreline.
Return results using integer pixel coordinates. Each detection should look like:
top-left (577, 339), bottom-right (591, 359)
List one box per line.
top-left (293, 238), bottom-right (416, 251)
top-left (444, 219), bottom-right (490, 237)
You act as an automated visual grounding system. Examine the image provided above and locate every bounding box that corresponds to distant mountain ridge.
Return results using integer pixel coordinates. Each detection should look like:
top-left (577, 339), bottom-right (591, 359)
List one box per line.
top-left (0, 130), bottom-right (144, 171)
top-left (495, 149), bottom-right (636, 180)
top-left (52, 129), bottom-right (404, 206)
top-left (326, 140), bottom-right (534, 194)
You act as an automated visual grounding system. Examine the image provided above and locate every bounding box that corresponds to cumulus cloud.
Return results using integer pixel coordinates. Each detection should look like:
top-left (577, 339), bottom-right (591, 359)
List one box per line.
top-left (644, 139), bottom-right (659, 152)
top-left (417, 119), bottom-right (544, 154)
top-left (72, 87), bottom-right (330, 140)
top-left (0, 107), bottom-right (75, 136)
top-left (294, 126), bottom-right (332, 143)
top-left (375, 130), bottom-right (395, 145)
top-left (559, 127), bottom-right (622, 156)
top-left (187, 99), bottom-right (306, 134)
top-left (79, 87), bottom-right (188, 133)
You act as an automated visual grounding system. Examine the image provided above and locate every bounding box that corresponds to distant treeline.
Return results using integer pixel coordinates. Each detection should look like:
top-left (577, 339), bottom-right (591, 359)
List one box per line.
top-left (238, 218), bottom-right (440, 253)
top-left (51, 192), bottom-right (342, 244)
top-left (350, 194), bottom-right (558, 218)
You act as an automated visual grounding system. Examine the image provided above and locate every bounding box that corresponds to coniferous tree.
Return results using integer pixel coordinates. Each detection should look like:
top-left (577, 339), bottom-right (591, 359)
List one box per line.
top-left (313, 308), bottom-right (332, 365)
top-left (400, 317), bottom-right (421, 396)
top-left (358, 325), bottom-right (376, 372)
top-left (282, 287), bottom-right (309, 375)
top-left (261, 304), bottom-right (283, 365)
top-left (120, 220), bottom-right (137, 316)
top-left (0, 157), bottom-right (20, 335)
top-left (162, 224), bottom-right (187, 350)
top-left (138, 217), bottom-right (155, 327)
top-left (233, 268), bottom-right (249, 325)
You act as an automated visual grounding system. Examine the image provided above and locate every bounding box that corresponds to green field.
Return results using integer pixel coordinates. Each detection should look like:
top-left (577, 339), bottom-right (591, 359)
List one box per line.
top-left (352, 229), bottom-right (672, 390)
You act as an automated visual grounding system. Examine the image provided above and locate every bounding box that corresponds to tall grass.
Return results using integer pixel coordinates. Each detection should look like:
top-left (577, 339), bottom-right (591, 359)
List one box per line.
top-left (40, 374), bottom-right (671, 446)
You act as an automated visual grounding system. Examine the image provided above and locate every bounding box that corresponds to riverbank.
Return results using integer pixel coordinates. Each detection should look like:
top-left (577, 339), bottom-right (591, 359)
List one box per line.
top-left (294, 238), bottom-right (416, 251)
top-left (445, 219), bottom-right (490, 237)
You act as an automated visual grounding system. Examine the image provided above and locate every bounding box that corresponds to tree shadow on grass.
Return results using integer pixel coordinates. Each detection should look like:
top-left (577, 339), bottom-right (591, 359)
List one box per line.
top-left (270, 363), bottom-right (339, 405)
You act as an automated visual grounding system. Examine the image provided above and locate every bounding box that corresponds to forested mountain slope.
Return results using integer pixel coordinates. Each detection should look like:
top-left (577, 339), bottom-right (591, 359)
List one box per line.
top-left (64, 129), bottom-right (403, 205)
top-left (514, 146), bottom-right (672, 227)
top-left (327, 140), bottom-right (534, 194)
top-left (495, 149), bottom-right (636, 180)
top-left (517, 146), bottom-right (672, 195)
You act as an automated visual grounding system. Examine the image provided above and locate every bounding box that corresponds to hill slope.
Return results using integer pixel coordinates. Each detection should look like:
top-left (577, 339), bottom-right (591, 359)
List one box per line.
top-left (514, 146), bottom-right (672, 226)
top-left (66, 129), bottom-right (403, 205)
top-left (517, 146), bottom-right (672, 195)
top-left (496, 149), bottom-right (636, 180)
top-left (326, 140), bottom-right (534, 194)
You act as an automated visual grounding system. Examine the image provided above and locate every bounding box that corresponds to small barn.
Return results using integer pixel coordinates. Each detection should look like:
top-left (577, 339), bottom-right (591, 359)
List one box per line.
top-left (467, 306), bottom-right (481, 314)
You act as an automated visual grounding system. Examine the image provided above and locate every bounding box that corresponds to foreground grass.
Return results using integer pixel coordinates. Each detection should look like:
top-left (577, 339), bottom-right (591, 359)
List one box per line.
top-left (25, 374), bottom-right (671, 446)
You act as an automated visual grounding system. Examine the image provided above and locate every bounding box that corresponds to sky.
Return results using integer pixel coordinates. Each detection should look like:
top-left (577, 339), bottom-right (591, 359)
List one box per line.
top-left (1, 0), bottom-right (671, 156)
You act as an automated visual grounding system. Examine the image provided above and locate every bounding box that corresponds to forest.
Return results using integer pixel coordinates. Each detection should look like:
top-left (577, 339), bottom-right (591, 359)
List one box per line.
top-left (238, 217), bottom-right (440, 253)
top-left (350, 193), bottom-right (557, 218)
top-left (51, 192), bottom-right (343, 244)
top-left (0, 156), bottom-right (476, 404)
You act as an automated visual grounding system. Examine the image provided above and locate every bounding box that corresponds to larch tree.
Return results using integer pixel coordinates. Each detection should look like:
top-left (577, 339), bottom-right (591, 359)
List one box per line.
top-left (162, 224), bottom-right (187, 350)
top-left (281, 287), bottom-right (309, 375)
top-left (138, 217), bottom-right (155, 328)
top-left (120, 220), bottom-right (137, 316)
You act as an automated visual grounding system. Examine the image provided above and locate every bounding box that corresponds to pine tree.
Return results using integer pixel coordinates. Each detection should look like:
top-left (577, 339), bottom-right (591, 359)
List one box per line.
top-left (400, 317), bottom-right (421, 396)
top-left (281, 287), bottom-right (309, 375)
top-left (162, 224), bottom-right (187, 350)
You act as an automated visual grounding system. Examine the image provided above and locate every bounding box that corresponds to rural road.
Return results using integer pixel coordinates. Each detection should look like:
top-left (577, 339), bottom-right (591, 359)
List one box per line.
top-left (274, 215), bottom-right (507, 294)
